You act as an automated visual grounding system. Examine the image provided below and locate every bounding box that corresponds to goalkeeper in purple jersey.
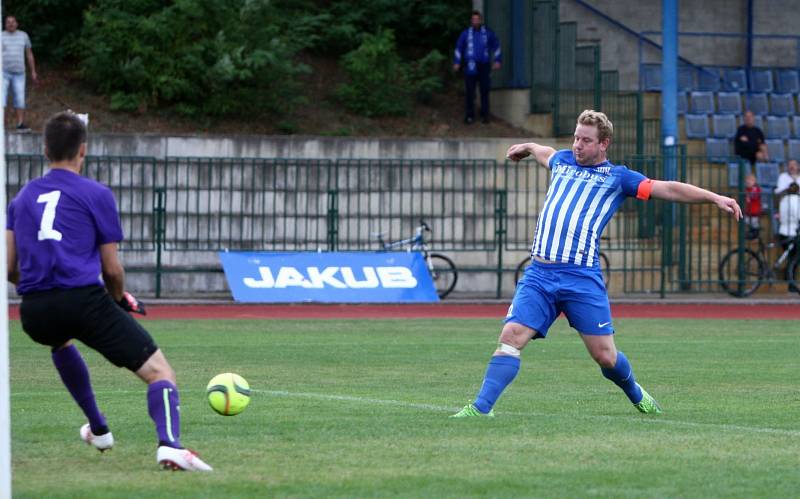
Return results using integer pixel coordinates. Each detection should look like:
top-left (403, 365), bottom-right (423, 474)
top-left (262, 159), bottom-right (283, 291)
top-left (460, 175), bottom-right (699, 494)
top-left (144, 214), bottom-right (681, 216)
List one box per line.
top-left (452, 110), bottom-right (742, 417)
top-left (6, 111), bottom-right (212, 471)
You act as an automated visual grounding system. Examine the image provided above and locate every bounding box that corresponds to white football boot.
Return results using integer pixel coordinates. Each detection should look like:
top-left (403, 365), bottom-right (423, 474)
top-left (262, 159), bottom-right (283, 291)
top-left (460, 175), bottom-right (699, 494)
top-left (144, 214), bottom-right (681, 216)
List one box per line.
top-left (157, 446), bottom-right (213, 472)
top-left (80, 423), bottom-right (114, 452)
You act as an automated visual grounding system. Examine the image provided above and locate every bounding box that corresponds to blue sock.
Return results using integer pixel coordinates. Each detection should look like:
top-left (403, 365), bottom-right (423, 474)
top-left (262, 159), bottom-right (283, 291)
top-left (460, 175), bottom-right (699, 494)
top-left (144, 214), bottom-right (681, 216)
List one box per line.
top-left (601, 351), bottom-right (643, 404)
top-left (473, 355), bottom-right (520, 413)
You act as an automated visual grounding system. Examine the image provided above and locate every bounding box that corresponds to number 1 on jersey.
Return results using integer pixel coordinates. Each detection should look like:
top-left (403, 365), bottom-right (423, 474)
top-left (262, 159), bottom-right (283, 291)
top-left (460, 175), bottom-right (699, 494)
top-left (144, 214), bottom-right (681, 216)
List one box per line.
top-left (37, 190), bottom-right (63, 241)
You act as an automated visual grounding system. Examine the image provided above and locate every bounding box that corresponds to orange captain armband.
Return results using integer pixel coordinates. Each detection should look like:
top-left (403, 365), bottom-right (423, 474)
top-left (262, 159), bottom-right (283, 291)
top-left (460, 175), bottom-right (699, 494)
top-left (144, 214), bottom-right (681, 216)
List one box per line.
top-left (636, 179), bottom-right (654, 200)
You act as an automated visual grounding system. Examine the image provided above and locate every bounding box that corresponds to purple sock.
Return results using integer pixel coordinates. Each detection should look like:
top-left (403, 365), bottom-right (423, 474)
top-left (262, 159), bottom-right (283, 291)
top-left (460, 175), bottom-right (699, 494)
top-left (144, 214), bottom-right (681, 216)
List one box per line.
top-left (51, 344), bottom-right (108, 435)
top-left (147, 380), bottom-right (182, 448)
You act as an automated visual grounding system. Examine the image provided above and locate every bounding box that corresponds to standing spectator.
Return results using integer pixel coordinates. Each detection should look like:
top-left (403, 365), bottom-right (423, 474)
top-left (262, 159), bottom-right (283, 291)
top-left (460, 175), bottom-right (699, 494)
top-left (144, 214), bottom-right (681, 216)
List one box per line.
top-left (776, 181), bottom-right (800, 291)
top-left (2, 15), bottom-right (37, 131)
top-left (453, 11), bottom-right (502, 125)
top-left (744, 173), bottom-right (762, 238)
top-left (774, 159), bottom-right (800, 195)
top-left (734, 111), bottom-right (767, 166)
top-left (775, 161), bottom-right (800, 291)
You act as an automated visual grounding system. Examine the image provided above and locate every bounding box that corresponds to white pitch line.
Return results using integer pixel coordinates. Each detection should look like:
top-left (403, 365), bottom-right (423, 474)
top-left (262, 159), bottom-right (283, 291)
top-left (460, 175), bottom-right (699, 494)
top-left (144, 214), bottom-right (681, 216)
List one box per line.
top-left (261, 389), bottom-right (452, 413)
top-left (10, 388), bottom-right (800, 438)
top-left (257, 389), bottom-right (800, 438)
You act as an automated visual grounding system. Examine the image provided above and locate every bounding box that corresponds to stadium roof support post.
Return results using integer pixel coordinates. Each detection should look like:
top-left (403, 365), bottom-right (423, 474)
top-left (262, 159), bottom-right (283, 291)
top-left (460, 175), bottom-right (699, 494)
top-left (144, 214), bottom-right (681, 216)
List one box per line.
top-left (746, 0), bottom-right (753, 78)
top-left (661, 0), bottom-right (678, 181)
top-left (510, 0), bottom-right (526, 87)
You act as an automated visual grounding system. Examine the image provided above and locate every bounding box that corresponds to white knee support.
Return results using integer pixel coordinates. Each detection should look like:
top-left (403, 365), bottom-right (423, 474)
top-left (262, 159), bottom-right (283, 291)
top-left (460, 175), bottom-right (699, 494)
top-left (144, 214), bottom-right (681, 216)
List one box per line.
top-left (498, 343), bottom-right (521, 357)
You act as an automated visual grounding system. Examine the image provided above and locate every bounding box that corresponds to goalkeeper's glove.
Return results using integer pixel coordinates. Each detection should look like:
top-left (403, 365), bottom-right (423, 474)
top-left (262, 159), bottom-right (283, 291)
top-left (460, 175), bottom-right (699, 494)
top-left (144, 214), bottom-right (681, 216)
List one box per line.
top-left (117, 291), bottom-right (147, 315)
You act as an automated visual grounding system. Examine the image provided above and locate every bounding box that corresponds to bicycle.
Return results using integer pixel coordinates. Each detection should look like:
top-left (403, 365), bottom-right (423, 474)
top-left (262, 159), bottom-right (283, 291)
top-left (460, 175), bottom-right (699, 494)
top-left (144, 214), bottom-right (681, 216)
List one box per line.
top-left (718, 226), bottom-right (800, 297)
top-left (513, 251), bottom-right (611, 289)
top-left (375, 221), bottom-right (458, 299)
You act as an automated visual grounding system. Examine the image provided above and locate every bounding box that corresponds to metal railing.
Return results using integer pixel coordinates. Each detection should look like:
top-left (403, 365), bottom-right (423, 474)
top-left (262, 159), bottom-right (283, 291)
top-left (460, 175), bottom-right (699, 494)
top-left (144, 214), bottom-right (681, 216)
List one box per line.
top-left (6, 153), bottom-right (775, 298)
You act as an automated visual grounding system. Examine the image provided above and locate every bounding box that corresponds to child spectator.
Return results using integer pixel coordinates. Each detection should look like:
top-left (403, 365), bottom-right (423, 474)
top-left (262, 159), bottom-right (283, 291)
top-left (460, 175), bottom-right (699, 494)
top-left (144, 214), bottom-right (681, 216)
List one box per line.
top-left (744, 173), bottom-right (762, 238)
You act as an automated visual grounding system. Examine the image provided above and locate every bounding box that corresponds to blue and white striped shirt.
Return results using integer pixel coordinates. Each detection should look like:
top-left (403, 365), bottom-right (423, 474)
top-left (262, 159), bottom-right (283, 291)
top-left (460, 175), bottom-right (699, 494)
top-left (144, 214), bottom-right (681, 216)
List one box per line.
top-left (531, 149), bottom-right (651, 267)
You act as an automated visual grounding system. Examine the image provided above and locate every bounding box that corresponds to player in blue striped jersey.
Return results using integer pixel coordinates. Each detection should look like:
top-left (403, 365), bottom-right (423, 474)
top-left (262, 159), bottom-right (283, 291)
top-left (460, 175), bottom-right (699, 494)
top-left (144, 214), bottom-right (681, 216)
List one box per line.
top-left (452, 110), bottom-right (742, 417)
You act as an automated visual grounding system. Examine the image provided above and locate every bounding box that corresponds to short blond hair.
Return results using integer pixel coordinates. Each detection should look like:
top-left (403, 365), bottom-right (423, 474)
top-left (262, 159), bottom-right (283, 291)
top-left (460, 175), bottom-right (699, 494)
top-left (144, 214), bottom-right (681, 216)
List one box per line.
top-left (577, 110), bottom-right (613, 143)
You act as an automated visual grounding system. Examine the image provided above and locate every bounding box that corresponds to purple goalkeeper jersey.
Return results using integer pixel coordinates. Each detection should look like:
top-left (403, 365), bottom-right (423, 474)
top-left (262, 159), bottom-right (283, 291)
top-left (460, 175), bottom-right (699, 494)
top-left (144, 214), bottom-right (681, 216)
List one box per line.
top-left (7, 168), bottom-right (124, 294)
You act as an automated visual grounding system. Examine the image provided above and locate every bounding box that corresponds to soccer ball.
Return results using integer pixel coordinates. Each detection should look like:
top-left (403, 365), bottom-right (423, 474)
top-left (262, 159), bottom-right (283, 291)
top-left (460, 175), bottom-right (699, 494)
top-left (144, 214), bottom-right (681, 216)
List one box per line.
top-left (206, 373), bottom-right (251, 416)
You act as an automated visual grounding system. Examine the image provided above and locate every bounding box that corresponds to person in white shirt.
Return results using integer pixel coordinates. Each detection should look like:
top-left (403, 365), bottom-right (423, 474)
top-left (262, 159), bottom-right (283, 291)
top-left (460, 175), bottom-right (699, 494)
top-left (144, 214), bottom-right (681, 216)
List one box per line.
top-left (776, 180), bottom-right (800, 291)
top-left (777, 183), bottom-right (800, 241)
top-left (775, 159), bottom-right (800, 196)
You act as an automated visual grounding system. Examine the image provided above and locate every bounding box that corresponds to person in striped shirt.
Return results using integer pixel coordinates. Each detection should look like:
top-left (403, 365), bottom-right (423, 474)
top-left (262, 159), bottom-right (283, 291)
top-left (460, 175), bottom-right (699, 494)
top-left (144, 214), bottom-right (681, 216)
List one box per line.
top-left (2, 15), bottom-right (37, 131)
top-left (452, 109), bottom-right (741, 418)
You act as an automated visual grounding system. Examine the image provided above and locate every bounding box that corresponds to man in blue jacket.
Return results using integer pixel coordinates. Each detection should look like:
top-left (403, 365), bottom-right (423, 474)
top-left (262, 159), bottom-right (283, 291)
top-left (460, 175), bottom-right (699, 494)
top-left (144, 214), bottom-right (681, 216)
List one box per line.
top-left (453, 11), bottom-right (502, 124)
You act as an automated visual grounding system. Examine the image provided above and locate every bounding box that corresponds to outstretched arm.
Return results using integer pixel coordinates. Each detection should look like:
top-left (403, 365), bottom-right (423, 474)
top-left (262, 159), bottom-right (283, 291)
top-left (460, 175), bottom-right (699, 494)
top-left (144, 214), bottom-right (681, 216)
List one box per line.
top-left (506, 142), bottom-right (557, 167)
top-left (650, 180), bottom-right (742, 220)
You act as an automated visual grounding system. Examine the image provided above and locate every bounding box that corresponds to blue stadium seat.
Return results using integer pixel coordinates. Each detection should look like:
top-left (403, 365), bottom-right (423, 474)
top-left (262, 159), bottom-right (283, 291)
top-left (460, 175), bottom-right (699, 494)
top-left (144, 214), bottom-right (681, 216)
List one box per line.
top-left (788, 139), bottom-right (800, 160)
top-left (716, 91), bottom-right (742, 114)
top-left (689, 91), bottom-right (715, 114)
top-left (712, 114), bottom-right (737, 138)
top-left (678, 66), bottom-right (695, 91)
top-left (776, 69), bottom-right (800, 94)
top-left (685, 114), bottom-right (710, 139)
top-left (728, 162), bottom-right (753, 188)
top-left (751, 114), bottom-right (764, 131)
top-left (769, 93), bottom-right (795, 116)
top-left (723, 68), bottom-right (747, 91)
top-left (793, 116), bottom-right (800, 138)
top-left (766, 116), bottom-right (791, 140)
top-left (745, 93), bottom-right (769, 116)
top-left (749, 69), bottom-right (774, 93)
top-left (642, 64), bottom-right (662, 91)
top-left (765, 139), bottom-right (786, 163)
top-left (677, 92), bottom-right (688, 115)
top-left (697, 67), bottom-right (721, 92)
top-left (756, 162), bottom-right (780, 187)
top-left (706, 138), bottom-right (731, 163)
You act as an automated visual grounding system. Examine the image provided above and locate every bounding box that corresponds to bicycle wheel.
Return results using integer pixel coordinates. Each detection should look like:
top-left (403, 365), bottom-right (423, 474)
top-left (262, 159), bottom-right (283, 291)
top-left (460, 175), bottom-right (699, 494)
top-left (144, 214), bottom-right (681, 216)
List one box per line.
top-left (513, 257), bottom-right (531, 288)
top-left (718, 248), bottom-right (766, 297)
top-left (428, 253), bottom-right (458, 299)
top-left (787, 256), bottom-right (800, 295)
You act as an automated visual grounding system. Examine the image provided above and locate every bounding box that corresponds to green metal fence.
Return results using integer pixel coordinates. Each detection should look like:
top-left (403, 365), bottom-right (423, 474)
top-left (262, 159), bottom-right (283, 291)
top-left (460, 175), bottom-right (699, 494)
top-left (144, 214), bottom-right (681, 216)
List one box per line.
top-left (159, 158), bottom-right (333, 252)
top-left (6, 153), bottom-right (766, 298)
top-left (330, 159), bottom-right (499, 251)
top-left (5, 155), bottom-right (157, 251)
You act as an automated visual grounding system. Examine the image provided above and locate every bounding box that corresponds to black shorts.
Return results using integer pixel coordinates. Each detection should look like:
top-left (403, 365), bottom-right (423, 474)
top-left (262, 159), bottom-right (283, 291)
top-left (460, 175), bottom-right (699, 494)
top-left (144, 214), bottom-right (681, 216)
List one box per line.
top-left (20, 285), bottom-right (158, 371)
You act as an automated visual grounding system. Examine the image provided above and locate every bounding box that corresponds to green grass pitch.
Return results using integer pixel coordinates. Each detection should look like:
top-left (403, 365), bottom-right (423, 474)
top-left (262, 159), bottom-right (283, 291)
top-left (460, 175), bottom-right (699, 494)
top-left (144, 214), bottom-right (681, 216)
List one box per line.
top-left (9, 317), bottom-right (800, 498)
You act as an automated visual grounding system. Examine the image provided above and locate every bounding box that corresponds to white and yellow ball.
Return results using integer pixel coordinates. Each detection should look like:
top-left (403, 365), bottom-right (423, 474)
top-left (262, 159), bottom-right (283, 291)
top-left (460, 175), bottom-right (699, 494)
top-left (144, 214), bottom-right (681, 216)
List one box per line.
top-left (206, 373), bottom-right (251, 416)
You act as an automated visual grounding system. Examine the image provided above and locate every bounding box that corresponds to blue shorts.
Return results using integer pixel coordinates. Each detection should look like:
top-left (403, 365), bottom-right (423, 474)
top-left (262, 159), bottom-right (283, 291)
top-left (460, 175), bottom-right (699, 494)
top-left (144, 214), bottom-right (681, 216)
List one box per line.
top-left (504, 260), bottom-right (613, 337)
top-left (2, 71), bottom-right (26, 109)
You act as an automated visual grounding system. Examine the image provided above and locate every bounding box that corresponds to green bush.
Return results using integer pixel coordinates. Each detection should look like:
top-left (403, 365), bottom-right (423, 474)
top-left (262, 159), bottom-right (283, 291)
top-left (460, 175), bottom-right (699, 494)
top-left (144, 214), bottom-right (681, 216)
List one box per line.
top-left (4, 0), bottom-right (93, 62)
top-left (80, 0), bottom-right (308, 117)
top-left (294, 0), bottom-right (471, 57)
top-left (336, 30), bottom-right (445, 117)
